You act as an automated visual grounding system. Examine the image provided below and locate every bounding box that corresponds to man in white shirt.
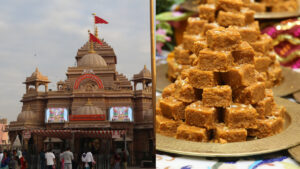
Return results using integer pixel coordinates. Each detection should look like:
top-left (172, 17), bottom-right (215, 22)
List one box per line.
top-left (0, 149), bottom-right (3, 163)
top-left (85, 150), bottom-right (95, 168)
top-left (60, 147), bottom-right (74, 169)
top-left (45, 149), bottom-right (56, 169)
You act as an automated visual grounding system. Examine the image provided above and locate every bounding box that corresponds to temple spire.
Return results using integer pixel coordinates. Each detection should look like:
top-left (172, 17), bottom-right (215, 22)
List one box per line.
top-left (88, 30), bottom-right (95, 53)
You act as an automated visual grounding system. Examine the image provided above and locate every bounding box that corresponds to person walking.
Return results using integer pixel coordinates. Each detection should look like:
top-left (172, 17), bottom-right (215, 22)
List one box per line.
top-left (81, 153), bottom-right (89, 169)
top-left (8, 156), bottom-right (18, 169)
top-left (1, 151), bottom-right (10, 169)
top-left (113, 152), bottom-right (121, 169)
top-left (39, 149), bottom-right (46, 169)
top-left (85, 150), bottom-right (95, 169)
top-left (0, 150), bottom-right (3, 165)
top-left (45, 149), bottom-right (56, 169)
top-left (60, 148), bottom-right (73, 169)
top-left (18, 153), bottom-right (26, 169)
top-left (121, 149), bottom-right (127, 169)
top-left (59, 151), bottom-right (64, 169)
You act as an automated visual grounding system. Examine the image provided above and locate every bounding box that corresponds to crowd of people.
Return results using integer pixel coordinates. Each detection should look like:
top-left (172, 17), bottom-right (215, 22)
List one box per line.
top-left (0, 147), bottom-right (129, 169)
top-left (0, 149), bottom-right (27, 169)
top-left (38, 148), bottom-right (129, 169)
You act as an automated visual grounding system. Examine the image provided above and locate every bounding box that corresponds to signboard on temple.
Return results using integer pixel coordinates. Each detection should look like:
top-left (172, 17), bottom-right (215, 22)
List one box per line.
top-left (109, 107), bottom-right (133, 122)
top-left (69, 114), bottom-right (105, 121)
top-left (45, 108), bottom-right (69, 123)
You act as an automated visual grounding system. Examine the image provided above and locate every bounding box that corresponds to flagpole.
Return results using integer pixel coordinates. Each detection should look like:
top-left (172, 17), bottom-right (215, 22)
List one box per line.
top-left (92, 13), bottom-right (98, 38)
top-left (88, 30), bottom-right (95, 53)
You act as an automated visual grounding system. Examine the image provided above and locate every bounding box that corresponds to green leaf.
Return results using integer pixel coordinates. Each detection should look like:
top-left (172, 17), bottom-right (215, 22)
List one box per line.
top-left (156, 11), bottom-right (195, 21)
top-left (156, 34), bottom-right (167, 43)
top-left (156, 0), bottom-right (175, 14)
top-left (174, 0), bottom-right (185, 4)
top-left (156, 21), bottom-right (173, 34)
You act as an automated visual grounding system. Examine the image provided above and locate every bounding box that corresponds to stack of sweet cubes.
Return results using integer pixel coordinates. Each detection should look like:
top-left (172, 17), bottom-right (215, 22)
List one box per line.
top-left (157, 0), bottom-right (285, 143)
top-left (168, 0), bottom-right (282, 88)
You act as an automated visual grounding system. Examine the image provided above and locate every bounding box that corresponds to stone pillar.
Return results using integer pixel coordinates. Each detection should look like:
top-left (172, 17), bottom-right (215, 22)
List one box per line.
top-left (24, 139), bottom-right (29, 150)
top-left (134, 82), bottom-right (137, 91)
top-left (33, 135), bottom-right (39, 153)
top-left (45, 84), bottom-right (48, 92)
top-left (71, 132), bottom-right (75, 152)
top-left (129, 141), bottom-right (134, 166)
top-left (35, 83), bottom-right (39, 92)
top-left (142, 80), bottom-right (146, 90)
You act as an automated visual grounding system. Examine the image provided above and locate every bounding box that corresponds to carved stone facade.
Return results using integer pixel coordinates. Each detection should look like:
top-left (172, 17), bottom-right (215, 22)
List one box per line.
top-left (8, 37), bottom-right (153, 166)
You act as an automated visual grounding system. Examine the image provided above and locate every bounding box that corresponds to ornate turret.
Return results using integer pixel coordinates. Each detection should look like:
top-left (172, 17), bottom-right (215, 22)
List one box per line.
top-left (24, 68), bottom-right (50, 93)
top-left (57, 80), bottom-right (65, 91)
top-left (132, 65), bottom-right (152, 91)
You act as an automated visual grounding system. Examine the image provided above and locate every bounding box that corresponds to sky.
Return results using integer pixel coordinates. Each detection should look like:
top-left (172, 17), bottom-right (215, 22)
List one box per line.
top-left (0, 0), bottom-right (152, 121)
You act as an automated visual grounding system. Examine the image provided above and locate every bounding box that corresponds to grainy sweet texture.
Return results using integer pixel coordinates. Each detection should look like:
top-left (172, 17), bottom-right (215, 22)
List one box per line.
top-left (167, 2), bottom-right (282, 86)
top-left (158, 0), bottom-right (285, 143)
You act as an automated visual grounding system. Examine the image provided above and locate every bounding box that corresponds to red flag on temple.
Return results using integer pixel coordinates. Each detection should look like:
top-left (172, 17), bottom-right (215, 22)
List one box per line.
top-left (94, 16), bottom-right (108, 24)
top-left (89, 33), bottom-right (103, 45)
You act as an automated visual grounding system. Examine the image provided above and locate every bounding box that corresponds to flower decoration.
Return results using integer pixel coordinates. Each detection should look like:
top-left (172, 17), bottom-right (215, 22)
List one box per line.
top-left (262, 18), bottom-right (300, 69)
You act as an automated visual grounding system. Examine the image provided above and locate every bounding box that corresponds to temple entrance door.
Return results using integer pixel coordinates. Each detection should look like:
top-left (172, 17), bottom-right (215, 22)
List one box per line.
top-left (43, 137), bottom-right (65, 169)
top-left (112, 140), bottom-right (132, 166)
top-left (78, 138), bottom-right (111, 169)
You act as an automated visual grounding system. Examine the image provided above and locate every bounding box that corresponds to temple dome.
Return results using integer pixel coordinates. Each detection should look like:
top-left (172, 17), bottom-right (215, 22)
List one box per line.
top-left (77, 53), bottom-right (107, 67)
top-left (73, 99), bottom-right (105, 115)
top-left (17, 106), bottom-right (37, 123)
top-left (139, 65), bottom-right (151, 77)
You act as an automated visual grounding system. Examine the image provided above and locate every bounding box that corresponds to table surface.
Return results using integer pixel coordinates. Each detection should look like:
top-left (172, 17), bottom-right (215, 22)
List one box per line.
top-left (156, 153), bottom-right (300, 169)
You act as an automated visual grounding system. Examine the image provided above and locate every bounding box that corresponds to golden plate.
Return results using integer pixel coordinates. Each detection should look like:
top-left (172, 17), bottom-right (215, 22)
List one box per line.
top-left (156, 97), bottom-right (300, 157)
top-left (156, 63), bottom-right (300, 97)
top-left (180, 0), bottom-right (300, 19)
top-left (273, 66), bottom-right (300, 97)
top-left (255, 11), bottom-right (300, 20)
top-left (255, 0), bottom-right (300, 20)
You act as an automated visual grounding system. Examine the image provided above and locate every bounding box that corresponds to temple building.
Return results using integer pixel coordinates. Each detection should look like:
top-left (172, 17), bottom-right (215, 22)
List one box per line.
top-left (7, 26), bottom-right (153, 168)
top-left (0, 118), bottom-right (9, 147)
